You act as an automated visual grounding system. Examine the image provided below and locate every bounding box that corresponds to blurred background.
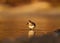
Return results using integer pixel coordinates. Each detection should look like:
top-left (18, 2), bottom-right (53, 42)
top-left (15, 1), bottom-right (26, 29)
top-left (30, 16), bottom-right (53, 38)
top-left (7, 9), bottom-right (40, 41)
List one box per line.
top-left (0, 0), bottom-right (60, 43)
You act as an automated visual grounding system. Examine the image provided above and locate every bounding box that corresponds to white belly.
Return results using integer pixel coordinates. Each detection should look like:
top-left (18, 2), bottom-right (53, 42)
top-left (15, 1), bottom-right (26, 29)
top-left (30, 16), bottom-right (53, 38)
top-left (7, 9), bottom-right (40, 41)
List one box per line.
top-left (29, 26), bottom-right (34, 29)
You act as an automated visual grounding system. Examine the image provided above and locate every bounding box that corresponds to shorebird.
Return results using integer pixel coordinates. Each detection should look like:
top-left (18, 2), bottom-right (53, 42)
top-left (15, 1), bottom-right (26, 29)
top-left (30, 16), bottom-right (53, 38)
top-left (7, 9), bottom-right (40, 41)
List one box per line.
top-left (27, 20), bottom-right (36, 38)
top-left (27, 20), bottom-right (36, 30)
